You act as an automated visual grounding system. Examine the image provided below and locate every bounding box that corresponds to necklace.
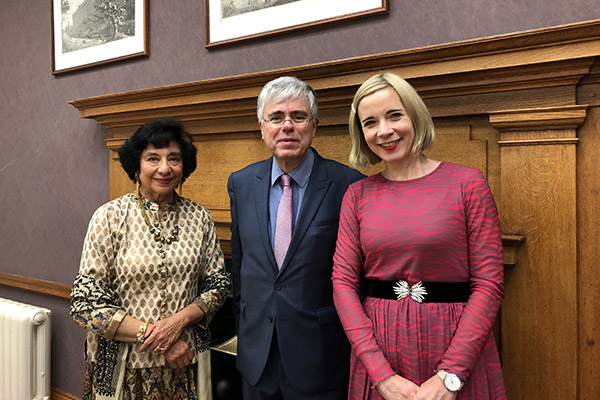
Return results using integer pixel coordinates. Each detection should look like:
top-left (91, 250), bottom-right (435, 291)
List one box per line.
top-left (136, 186), bottom-right (180, 245)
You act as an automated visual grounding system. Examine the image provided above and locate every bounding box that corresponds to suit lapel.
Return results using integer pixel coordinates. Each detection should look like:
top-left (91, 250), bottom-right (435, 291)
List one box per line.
top-left (279, 151), bottom-right (331, 272)
top-left (253, 159), bottom-right (278, 270)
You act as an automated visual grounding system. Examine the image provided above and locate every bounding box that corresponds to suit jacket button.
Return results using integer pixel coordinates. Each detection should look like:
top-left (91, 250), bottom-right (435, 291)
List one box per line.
top-left (274, 284), bottom-right (282, 291)
top-left (267, 315), bottom-right (273, 322)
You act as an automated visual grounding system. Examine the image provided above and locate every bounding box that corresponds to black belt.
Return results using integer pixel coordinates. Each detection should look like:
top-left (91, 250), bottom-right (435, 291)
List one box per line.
top-left (367, 279), bottom-right (471, 303)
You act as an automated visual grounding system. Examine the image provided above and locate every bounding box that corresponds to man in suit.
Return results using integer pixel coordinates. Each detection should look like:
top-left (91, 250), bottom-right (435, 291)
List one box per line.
top-left (228, 76), bottom-right (364, 400)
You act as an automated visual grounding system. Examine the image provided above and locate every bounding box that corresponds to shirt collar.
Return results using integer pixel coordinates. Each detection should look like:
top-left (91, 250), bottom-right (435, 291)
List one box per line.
top-left (270, 148), bottom-right (314, 188)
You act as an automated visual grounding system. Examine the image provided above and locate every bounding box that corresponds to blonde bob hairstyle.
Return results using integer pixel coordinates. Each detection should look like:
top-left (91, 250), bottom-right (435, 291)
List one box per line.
top-left (348, 72), bottom-right (435, 170)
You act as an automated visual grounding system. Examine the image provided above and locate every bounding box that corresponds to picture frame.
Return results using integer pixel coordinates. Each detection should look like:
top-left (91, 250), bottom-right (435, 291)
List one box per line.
top-left (51, 0), bottom-right (149, 75)
top-left (205, 0), bottom-right (388, 48)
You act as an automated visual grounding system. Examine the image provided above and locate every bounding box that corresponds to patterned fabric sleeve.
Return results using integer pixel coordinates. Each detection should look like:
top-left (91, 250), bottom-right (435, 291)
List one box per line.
top-left (70, 203), bottom-right (124, 340)
top-left (436, 170), bottom-right (504, 380)
top-left (332, 185), bottom-right (396, 385)
top-left (193, 207), bottom-right (230, 328)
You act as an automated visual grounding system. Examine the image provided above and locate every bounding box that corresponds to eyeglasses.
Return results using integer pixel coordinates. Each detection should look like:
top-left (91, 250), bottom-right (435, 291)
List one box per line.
top-left (262, 115), bottom-right (313, 126)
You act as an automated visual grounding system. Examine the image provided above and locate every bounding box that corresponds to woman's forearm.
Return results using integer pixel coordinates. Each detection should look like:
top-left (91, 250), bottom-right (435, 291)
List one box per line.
top-left (175, 303), bottom-right (206, 326)
top-left (113, 315), bottom-right (147, 343)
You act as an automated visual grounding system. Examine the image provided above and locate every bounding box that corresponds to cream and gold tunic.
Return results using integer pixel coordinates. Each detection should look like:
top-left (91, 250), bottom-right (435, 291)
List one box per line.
top-left (71, 192), bottom-right (230, 397)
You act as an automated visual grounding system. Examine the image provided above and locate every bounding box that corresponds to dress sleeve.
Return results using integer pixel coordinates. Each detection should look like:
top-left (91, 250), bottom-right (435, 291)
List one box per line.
top-left (193, 208), bottom-right (230, 328)
top-left (70, 204), bottom-right (125, 341)
top-left (436, 170), bottom-right (504, 380)
top-left (332, 186), bottom-right (396, 386)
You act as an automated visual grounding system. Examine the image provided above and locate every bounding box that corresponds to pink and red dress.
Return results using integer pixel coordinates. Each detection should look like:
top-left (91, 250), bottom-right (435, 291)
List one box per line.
top-left (332, 162), bottom-right (506, 399)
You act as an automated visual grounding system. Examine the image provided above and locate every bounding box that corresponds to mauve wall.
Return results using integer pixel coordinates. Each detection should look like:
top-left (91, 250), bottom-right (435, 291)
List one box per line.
top-left (1, 0), bottom-right (599, 396)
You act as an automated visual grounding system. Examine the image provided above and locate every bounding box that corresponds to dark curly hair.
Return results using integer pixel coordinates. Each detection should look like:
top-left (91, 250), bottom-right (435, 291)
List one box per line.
top-left (118, 119), bottom-right (197, 183)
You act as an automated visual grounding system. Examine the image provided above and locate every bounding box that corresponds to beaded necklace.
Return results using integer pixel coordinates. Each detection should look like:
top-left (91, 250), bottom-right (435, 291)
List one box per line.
top-left (136, 185), bottom-right (180, 245)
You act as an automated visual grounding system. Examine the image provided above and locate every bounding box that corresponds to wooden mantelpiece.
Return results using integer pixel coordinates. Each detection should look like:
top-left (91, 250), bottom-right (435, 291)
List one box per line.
top-left (70, 20), bottom-right (600, 400)
top-left (70, 20), bottom-right (600, 126)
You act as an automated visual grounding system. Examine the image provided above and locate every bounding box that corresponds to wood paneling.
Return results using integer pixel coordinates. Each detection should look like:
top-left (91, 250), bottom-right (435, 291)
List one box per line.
top-left (492, 110), bottom-right (581, 399)
top-left (0, 272), bottom-right (71, 299)
top-left (575, 105), bottom-right (600, 399)
top-left (52, 388), bottom-right (80, 400)
top-left (65, 20), bottom-right (600, 400)
top-left (69, 21), bottom-right (600, 127)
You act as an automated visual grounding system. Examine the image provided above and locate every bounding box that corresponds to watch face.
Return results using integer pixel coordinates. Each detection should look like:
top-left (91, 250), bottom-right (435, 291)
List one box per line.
top-left (444, 373), bottom-right (462, 391)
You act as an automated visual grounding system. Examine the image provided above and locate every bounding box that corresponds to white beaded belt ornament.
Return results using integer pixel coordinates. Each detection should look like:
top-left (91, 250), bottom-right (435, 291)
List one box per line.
top-left (393, 280), bottom-right (428, 303)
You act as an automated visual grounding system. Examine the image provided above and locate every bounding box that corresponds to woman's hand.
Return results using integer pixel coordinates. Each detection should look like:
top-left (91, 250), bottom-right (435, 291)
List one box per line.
top-left (164, 339), bottom-right (195, 369)
top-left (138, 304), bottom-right (205, 356)
top-left (376, 374), bottom-right (420, 400)
top-left (412, 375), bottom-right (458, 400)
top-left (138, 314), bottom-right (185, 353)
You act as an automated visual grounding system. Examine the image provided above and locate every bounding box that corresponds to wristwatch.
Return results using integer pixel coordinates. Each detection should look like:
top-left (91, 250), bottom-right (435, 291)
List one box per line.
top-left (436, 370), bottom-right (463, 392)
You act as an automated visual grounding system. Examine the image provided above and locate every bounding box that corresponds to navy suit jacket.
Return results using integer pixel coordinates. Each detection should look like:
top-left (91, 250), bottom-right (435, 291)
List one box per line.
top-left (227, 148), bottom-right (364, 394)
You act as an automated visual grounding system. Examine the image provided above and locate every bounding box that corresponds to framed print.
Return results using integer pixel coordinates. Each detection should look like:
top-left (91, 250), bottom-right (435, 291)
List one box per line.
top-left (205, 0), bottom-right (388, 48)
top-left (51, 0), bottom-right (148, 74)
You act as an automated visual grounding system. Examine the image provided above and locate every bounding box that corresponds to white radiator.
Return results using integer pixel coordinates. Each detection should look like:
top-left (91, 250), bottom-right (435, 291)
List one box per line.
top-left (0, 298), bottom-right (51, 400)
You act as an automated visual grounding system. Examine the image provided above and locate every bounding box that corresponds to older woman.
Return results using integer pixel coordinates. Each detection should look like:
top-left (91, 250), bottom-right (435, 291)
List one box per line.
top-left (332, 73), bottom-right (506, 400)
top-left (71, 118), bottom-right (230, 400)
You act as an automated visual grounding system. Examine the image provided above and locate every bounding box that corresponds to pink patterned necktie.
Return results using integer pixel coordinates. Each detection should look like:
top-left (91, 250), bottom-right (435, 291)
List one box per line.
top-left (274, 174), bottom-right (293, 269)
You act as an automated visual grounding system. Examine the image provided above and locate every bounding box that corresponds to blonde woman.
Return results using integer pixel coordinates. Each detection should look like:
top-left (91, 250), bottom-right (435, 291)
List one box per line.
top-left (332, 73), bottom-right (506, 400)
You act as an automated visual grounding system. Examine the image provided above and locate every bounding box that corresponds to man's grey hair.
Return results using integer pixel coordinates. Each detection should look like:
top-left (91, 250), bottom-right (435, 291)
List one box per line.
top-left (257, 76), bottom-right (319, 121)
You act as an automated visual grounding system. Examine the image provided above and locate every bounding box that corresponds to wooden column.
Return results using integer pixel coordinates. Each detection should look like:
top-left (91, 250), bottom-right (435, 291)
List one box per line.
top-left (576, 65), bottom-right (600, 399)
top-left (490, 105), bottom-right (586, 400)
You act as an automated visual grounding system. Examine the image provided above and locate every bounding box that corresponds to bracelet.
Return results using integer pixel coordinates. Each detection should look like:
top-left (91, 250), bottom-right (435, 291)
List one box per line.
top-left (136, 322), bottom-right (147, 344)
